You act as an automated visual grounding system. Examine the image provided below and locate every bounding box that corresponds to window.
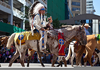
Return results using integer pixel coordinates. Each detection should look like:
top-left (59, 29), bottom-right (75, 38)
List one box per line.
top-left (86, 4), bottom-right (93, 6)
top-left (75, 13), bottom-right (78, 16)
top-left (72, 2), bottom-right (80, 6)
top-left (86, 1), bottom-right (93, 3)
top-left (72, 7), bottom-right (80, 11)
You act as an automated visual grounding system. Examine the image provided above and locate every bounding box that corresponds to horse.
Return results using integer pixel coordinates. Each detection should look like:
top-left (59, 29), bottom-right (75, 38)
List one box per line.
top-left (6, 25), bottom-right (87, 67)
top-left (0, 36), bottom-right (9, 67)
top-left (66, 35), bottom-right (100, 67)
top-left (0, 36), bottom-right (9, 49)
top-left (26, 25), bottom-right (87, 67)
top-left (66, 40), bottom-right (99, 67)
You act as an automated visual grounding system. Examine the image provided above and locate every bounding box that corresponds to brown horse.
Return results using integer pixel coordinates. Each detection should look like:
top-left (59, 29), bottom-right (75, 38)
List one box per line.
top-left (0, 36), bottom-right (9, 47)
top-left (75, 35), bottom-right (100, 67)
top-left (0, 36), bottom-right (9, 67)
top-left (66, 40), bottom-right (99, 67)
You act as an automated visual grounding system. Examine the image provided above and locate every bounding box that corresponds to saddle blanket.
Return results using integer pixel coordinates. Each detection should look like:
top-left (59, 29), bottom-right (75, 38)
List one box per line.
top-left (14, 31), bottom-right (41, 45)
top-left (58, 33), bottom-right (65, 56)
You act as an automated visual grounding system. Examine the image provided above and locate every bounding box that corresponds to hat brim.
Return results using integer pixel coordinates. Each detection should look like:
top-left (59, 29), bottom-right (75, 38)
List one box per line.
top-left (84, 25), bottom-right (90, 27)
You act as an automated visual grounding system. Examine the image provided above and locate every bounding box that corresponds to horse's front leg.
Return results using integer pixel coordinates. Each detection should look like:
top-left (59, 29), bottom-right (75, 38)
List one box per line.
top-left (52, 54), bottom-right (57, 67)
top-left (19, 50), bottom-right (26, 67)
top-left (37, 52), bottom-right (45, 67)
top-left (9, 50), bottom-right (19, 67)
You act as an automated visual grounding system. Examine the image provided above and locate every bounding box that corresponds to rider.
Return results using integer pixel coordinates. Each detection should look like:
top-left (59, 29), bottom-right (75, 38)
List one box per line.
top-left (29, 1), bottom-right (52, 54)
top-left (84, 23), bottom-right (91, 35)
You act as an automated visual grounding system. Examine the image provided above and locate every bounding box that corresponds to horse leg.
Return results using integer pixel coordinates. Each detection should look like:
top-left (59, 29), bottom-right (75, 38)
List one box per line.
top-left (75, 53), bottom-right (80, 66)
top-left (19, 51), bottom-right (26, 67)
top-left (57, 62), bottom-right (61, 67)
top-left (87, 53), bottom-right (93, 67)
top-left (62, 57), bottom-right (67, 67)
top-left (37, 52), bottom-right (45, 67)
top-left (52, 54), bottom-right (57, 67)
top-left (9, 50), bottom-right (19, 67)
top-left (60, 61), bottom-right (63, 67)
top-left (27, 50), bottom-right (35, 67)
top-left (71, 52), bottom-right (75, 67)
top-left (92, 53), bottom-right (98, 66)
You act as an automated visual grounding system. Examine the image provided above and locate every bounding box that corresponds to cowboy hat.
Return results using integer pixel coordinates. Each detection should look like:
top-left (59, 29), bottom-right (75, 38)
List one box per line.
top-left (84, 23), bottom-right (90, 27)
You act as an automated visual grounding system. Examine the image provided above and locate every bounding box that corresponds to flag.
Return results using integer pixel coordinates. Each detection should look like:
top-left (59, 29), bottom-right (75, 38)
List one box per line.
top-left (58, 33), bottom-right (65, 56)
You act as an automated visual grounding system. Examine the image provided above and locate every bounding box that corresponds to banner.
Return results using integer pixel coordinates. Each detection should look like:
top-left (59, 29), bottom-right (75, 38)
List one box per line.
top-left (58, 33), bottom-right (65, 56)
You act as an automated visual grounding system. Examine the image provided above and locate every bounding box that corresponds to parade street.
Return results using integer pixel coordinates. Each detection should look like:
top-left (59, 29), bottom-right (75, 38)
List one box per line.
top-left (0, 63), bottom-right (92, 68)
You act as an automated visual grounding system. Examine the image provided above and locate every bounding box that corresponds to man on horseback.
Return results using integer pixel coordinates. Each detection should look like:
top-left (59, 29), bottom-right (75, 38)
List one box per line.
top-left (84, 23), bottom-right (91, 35)
top-left (29, 1), bottom-right (52, 54)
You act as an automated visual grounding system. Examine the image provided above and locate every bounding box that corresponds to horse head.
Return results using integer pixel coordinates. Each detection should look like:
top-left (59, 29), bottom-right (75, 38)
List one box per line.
top-left (74, 24), bottom-right (87, 46)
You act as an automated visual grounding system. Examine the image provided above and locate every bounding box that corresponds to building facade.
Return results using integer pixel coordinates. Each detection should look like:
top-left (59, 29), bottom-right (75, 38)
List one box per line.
top-left (47, 0), bottom-right (69, 20)
top-left (86, 0), bottom-right (95, 14)
top-left (0, 0), bottom-right (47, 35)
top-left (68, 0), bottom-right (86, 18)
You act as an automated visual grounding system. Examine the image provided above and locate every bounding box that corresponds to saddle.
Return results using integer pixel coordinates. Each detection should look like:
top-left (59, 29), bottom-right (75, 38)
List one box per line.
top-left (14, 31), bottom-right (41, 45)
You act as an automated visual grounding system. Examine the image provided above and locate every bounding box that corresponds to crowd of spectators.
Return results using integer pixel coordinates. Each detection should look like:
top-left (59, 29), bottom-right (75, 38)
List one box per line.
top-left (0, 45), bottom-right (100, 66)
top-left (0, 45), bottom-right (54, 63)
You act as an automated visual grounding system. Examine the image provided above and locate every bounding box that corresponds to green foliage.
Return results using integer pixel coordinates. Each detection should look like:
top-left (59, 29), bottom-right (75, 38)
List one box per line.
top-left (53, 18), bottom-right (60, 28)
top-left (25, 6), bottom-right (30, 19)
top-left (53, 18), bottom-right (67, 29)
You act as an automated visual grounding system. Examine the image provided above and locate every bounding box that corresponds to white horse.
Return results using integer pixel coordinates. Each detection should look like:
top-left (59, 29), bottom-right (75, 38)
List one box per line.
top-left (6, 25), bottom-right (87, 67)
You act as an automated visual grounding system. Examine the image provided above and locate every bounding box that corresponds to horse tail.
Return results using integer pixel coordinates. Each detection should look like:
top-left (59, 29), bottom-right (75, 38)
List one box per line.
top-left (65, 45), bottom-right (72, 61)
top-left (6, 33), bottom-right (16, 49)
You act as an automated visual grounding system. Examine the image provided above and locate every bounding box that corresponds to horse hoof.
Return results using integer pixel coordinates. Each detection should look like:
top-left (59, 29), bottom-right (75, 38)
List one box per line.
top-left (52, 66), bottom-right (55, 67)
top-left (8, 65), bottom-right (11, 67)
top-left (27, 65), bottom-right (29, 67)
top-left (22, 65), bottom-right (25, 67)
top-left (42, 65), bottom-right (45, 67)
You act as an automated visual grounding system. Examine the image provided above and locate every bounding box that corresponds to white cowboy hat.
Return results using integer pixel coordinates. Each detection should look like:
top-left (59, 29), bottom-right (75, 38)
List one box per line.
top-left (29, 1), bottom-right (45, 15)
top-left (84, 24), bottom-right (90, 27)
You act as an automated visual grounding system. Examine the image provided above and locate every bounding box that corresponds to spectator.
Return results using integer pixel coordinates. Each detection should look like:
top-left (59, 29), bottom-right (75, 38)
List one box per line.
top-left (13, 21), bottom-right (15, 26)
top-left (7, 21), bottom-right (10, 24)
top-left (16, 24), bottom-right (19, 27)
top-left (0, 19), bottom-right (3, 22)
top-left (0, 51), bottom-right (3, 63)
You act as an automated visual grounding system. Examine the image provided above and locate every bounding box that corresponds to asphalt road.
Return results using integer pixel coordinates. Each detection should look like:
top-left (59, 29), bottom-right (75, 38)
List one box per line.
top-left (0, 63), bottom-right (92, 68)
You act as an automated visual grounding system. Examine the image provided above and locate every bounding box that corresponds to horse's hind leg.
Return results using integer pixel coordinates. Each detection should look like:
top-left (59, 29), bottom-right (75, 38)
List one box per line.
top-left (37, 52), bottom-right (45, 67)
top-left (71, 53), bottom-right (75, 67)
top-left (9, 50), bottom-right (19, 67)
top-left (27, 50), bottom-right (35, 67)
top-left (87, 53), bottom-right (93, 66)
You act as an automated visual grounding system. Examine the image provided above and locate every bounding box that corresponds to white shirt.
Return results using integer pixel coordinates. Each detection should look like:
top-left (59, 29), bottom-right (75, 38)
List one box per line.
top-left (33, 14), bottom-right (48, 30)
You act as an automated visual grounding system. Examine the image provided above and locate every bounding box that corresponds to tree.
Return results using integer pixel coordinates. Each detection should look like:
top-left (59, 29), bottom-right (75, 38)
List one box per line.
top-left (53, 18), bottom-right (66, 29)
